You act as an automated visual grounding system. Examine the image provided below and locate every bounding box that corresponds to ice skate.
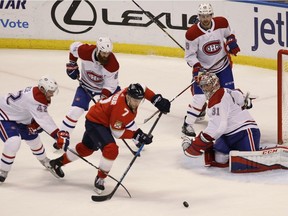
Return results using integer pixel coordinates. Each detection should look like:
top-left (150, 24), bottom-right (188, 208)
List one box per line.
top-left (94, 176), bottom-right (105, 194)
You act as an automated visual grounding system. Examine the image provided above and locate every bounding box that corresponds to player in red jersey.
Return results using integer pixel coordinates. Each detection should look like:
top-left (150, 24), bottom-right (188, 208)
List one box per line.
top-left (49, 83), bottom-right (170, 194)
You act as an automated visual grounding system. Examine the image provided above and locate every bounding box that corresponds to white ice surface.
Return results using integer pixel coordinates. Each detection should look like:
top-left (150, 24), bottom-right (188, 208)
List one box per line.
top-left (0, 49), bottom-right (287, 216)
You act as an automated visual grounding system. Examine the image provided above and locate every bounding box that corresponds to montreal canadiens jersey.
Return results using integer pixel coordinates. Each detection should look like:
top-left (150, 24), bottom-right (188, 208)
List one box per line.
top-left (86, 85), bottom-right (155, 139)
top-left (0, 86), bottom-right (58, 136)
top-left (203, 88), bottom-right (259, 140)
top-left (185, 17), bottom-right (233, 73)
top-left (69, 42), bottom-right (119, 97)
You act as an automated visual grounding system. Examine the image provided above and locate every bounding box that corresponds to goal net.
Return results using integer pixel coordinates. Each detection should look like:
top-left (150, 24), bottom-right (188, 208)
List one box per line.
top-left (277, 49), bottom-right (288, 144)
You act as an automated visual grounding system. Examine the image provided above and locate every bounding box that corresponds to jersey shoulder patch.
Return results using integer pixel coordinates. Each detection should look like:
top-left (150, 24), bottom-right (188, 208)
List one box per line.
top-left (213, 16), bottom-right (229, 30)
top-left (185, 24), bottom-right (204, 41)
top-left (103, 53), bottom-right (120, 73)
top-left (208, 88), bottom-right (224, 108)
top-left (78, 44), bottom-right (96, 61)
top-left (32, 87), bottom-right (48, 105)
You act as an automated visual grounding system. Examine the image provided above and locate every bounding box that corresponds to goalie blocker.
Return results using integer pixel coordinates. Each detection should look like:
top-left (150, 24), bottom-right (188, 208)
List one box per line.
top-left (229, 146), bottom-right (288, 173)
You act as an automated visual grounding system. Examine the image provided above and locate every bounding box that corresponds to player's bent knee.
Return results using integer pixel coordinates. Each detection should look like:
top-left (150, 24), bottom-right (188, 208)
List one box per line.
top-left (102, 143), bottom-right (119, 160)
top-left (76, 142), bottom-right (94, 157)
top-left (215, 151), bottom-right (229, 164)
top-left (4, 136), bottom-right (21, 154)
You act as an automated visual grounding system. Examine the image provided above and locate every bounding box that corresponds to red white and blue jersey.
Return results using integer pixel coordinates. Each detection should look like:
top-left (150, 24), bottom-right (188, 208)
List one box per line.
top-left (0, 86), bottom-right (58, 137)
top-left (204, 88), bottom-right (259, 140)
top-left (86, 85), bottom-right (155, 139)
top-left (185, 17), bottom-right (233, 73)
top-left (69, 42), bottom-right (119, 98)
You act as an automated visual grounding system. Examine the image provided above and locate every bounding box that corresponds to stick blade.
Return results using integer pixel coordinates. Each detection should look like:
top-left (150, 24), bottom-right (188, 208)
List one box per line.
top-left (91, 194), bottom-right (112, 202)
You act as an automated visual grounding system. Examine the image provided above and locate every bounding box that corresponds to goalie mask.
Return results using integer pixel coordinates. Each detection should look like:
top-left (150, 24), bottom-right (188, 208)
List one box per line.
top-left (199, 73), bottom-right (220, 99)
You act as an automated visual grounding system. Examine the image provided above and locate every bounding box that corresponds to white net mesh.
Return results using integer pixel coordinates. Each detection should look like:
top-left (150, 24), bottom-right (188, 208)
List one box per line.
top-left (281, 52), bottom-right (288, 144)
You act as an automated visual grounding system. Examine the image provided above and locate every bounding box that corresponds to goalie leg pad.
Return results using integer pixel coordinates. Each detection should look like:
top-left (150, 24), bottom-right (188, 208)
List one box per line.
top-left (229, 146), bottom-right (288, 173)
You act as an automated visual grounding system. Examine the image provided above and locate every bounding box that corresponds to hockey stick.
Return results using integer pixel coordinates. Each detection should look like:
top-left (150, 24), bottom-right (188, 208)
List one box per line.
top-left (67, 147), bottom-right (131, 198)
top-left (143, 54), bottom-right (228, 124)
top-left (143, 80), bottom-right (196, 124)
top-left (132, 0), bottom-right (185, 50)
top-left (77, 78), bottom-right (137, 156)
top-left (91, 112), bottom-right (163, 202)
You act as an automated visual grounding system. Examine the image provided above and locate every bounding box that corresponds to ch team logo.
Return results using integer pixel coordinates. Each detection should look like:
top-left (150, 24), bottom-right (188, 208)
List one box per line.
top-left (51, 0), bottom-right (96, 34)
top-left (202, 40), bottom-right (221, 55)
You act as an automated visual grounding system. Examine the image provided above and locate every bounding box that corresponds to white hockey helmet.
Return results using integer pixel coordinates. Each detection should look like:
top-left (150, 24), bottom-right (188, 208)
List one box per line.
top-left (96, 37), bottom-right (113, 53)
top-left (38, 75), bottom-right (59, 94)
top-left (198, 3), bottom-right (213, 16)
top-left (199, 72), bottom-right (220, 99)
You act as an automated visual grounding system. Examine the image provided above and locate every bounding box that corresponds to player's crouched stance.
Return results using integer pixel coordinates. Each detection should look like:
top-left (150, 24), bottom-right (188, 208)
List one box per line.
top-left (0, 75), bottom-right (70, 183)
top-left (49, 83), bottom-right (170, 194)
top-left (182, 73), bottom-right (260, 167)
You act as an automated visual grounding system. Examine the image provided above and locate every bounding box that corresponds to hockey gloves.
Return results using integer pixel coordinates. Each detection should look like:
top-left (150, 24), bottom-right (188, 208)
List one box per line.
top-left (182, 132), bottom-right (214, 157)
top-left (151, 94), bottom-right (171, 114)
top-left (27, 119), bottom-right (43, 134)
top-left (56, 130), bottom-right (70, 151)
top-left (133, 128), bottom-right (153, 147)
top-left (192, 63), bottom-right (207, 84)
top-left (226, 34), bottom-right (240, 56)
top-left (66, 61), bottom-right (80, 80)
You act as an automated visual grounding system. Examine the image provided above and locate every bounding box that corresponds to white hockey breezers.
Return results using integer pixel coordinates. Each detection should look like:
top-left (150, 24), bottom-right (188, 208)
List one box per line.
top-left (229, 146), bottom-right (288, 173)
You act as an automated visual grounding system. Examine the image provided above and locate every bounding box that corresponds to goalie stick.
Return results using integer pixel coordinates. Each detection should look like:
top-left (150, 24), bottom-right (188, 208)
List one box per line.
top-left (143, 54), bottom-right (228, 124)
top-left (77, 78), bottom-right (137, 156)
top-left (91, 112), bottom-right (163, 202)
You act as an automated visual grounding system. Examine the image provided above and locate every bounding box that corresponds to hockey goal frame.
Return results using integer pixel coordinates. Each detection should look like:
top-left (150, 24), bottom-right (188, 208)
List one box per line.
top-left (277, 49), bottom-right (288, 144)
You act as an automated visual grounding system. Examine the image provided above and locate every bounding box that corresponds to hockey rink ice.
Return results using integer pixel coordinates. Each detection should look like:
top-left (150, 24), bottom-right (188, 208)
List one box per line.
top-left (0, 49), bottom-right (287, 216)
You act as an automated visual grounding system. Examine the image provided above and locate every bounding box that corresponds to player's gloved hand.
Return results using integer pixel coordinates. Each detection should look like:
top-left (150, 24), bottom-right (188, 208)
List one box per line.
top-left (66, 61), bottom-right (80, 80)
top-left (242, 93), bottom-right (254, 110)
top-left (56, 130), bottom-right (70, 152)
top-left (133, 129), bottom-right (153, 147)
top-left (192, 62), bottom-right (205, 74)
top-left (99, 88), bottom-right (111, 101)
top-left (27, 119), bottom-right (43, 134)
top-left (151, 94), bottom-right (171, 114)
top-left (226, 34), bottom-right (240, 56)
top-left (182, 132), bottom-right (214, 157)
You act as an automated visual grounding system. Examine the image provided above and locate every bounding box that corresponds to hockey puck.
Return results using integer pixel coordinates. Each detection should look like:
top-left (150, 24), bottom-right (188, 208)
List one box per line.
top-left (183, 201), bottom-right (189, 208)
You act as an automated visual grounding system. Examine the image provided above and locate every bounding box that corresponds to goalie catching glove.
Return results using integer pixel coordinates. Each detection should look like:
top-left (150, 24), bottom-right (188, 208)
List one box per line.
top-left (151, 94), bottom-right (171, 114)
top-left (182, 132), bottom-right (214, 157)
top-left (133, 128), bottom-right (153, 147)
top-left (55, 130), bottom-right (70, 151)
top-left (66, 61), bottom-right (80, 80)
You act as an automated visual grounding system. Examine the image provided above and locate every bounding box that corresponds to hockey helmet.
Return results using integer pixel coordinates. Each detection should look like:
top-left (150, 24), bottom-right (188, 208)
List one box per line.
top-left (38, 75), bottom-right (59, 94)
top-left (127, 83), bottom-right (145, 100)
top-left (199, 72), bottom-right (220, 99)
top-left (198, 3), bottom-right (213, 16)
top-left (96, 37), bottom-right (113, 53)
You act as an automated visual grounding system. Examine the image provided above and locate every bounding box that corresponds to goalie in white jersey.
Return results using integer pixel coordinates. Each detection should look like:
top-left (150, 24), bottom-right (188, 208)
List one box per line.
top-left (182, 3), bottom-right (240, 137)
top-left (182, 73), bottom-right (261, 167)
top-left (0, 75), bottom-right (70, 183)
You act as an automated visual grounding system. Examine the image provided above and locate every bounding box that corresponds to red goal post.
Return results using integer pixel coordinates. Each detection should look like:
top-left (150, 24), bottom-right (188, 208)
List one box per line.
top-left (277, 49), bottom-right (288, 144)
